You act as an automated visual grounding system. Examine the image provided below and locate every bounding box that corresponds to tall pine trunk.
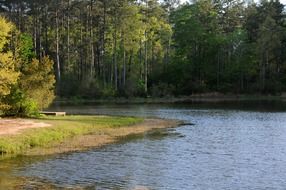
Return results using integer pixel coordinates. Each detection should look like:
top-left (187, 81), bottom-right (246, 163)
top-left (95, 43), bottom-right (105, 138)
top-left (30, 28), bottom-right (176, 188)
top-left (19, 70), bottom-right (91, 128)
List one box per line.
top-left (56, 9), bottom-right (61, 85)
top-left (67, 0), bottom-right (70, 71)
top-left (144, 31), bottom-right (148, 94)
top-left (90, 0), bottom-right (95, 77)
top-left (113, 29), bottom-right (118, 90)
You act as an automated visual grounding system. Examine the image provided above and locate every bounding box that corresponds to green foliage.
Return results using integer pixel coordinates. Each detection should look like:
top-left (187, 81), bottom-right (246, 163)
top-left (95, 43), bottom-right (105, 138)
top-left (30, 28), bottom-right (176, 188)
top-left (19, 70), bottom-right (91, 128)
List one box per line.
top-left (0, 16), bottom-right (55, 117)
top-left (19, 56), bottom-right (56, 110)
top-left (0, 17), bottom-right (19, 109)
top-left (102, 85), bottom-right (117, 97)
top-left (17, 33), bottom-right (36, 63)
top-left (1, 0), bottom-right (286, 98)
top-left (165, 0), bottom-right (286, 94)
top-left (2, 87), bottom-right (39, 117)
top-left (0, 16), bottom-right (14, 50)
top-left (0, 0), bottom-right (173, 98)
top-left (122, 71), bottom-right (146, 97)
top-left (136, 79), bottom-right (146, 97)
top-left (151, 82), bottom-right (175, 97)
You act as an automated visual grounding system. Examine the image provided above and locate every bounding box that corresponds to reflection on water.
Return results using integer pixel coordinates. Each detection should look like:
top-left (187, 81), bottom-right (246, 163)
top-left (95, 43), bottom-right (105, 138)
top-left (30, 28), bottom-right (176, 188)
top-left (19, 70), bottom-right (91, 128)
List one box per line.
top-left (2, 101), bottom-right (286, 189)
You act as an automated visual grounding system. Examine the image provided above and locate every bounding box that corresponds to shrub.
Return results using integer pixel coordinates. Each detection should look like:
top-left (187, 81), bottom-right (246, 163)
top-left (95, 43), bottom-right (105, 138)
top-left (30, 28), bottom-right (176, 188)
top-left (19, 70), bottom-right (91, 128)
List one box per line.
top-left (2, 87), bottom-right (39, 117)
top-left (151, 82), bottom-right (175, 97)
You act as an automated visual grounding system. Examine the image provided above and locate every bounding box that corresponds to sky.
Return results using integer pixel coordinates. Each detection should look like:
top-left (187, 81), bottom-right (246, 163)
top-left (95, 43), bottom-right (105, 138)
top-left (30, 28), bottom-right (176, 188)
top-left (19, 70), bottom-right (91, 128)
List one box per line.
top-left (180, 0), bottom-right (286, 5)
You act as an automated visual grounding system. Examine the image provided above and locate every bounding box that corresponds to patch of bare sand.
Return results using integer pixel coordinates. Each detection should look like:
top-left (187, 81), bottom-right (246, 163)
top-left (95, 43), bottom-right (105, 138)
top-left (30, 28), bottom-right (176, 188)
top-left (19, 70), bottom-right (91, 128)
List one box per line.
top-left (0, 119), bottom-right (51, 135)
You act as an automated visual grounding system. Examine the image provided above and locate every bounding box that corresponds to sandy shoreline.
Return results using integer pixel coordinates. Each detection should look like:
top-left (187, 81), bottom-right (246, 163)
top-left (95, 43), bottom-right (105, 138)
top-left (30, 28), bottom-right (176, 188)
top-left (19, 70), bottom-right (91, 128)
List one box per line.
top-left (25, 118), bottom-right (181, 156)
top-left (0, 117), bottom-right (181, 190)
top-left (0, 117), bottom-right (181, 156)
top-left (0, 119), bottom-right (51, 135)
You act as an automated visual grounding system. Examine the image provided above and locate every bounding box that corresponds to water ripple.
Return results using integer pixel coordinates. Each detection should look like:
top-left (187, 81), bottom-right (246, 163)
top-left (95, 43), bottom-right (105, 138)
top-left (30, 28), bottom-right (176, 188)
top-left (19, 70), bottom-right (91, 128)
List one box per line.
top-left (7, 102), bottom-right (286, 189)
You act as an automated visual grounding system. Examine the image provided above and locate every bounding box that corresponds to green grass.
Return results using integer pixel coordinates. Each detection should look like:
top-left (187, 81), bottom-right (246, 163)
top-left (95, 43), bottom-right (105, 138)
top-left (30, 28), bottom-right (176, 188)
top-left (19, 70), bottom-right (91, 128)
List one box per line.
top-left (0, 115), bottom-right (143, 156)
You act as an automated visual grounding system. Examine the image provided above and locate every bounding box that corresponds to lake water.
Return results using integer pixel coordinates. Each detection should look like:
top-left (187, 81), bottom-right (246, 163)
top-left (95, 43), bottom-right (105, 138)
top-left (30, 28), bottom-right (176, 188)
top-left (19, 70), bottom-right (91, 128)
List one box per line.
top-left (2, 101), bottom-right (286, 189)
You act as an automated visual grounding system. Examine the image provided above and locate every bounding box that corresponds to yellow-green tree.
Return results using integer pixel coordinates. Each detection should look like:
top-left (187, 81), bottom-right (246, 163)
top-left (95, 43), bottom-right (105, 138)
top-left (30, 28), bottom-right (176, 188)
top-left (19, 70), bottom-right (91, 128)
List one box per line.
top-left (19, 56), bottom-right (56, 110)
top-left (1, 26), bottom-right (55, 116)
top-left (4, 34), bottom-right (56, 116)
top-left (0, 17), bottom-right (19, 110)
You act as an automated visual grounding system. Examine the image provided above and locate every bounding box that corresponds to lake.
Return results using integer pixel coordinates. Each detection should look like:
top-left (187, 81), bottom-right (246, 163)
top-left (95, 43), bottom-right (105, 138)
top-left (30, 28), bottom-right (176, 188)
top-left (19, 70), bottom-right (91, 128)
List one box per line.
top-left (1, 100), bottom-right (286, 189)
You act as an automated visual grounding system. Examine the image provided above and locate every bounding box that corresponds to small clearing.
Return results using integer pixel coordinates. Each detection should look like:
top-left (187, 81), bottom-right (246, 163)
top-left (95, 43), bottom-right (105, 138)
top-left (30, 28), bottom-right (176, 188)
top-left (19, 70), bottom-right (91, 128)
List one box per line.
top-left (0, 119), bottom-right (51, 135)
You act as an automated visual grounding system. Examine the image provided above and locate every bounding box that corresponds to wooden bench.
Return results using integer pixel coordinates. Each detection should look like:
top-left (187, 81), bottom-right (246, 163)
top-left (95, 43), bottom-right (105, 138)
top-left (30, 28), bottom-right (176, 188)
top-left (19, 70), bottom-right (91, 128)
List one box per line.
top-left (40, 112), bottom-right (66, 116)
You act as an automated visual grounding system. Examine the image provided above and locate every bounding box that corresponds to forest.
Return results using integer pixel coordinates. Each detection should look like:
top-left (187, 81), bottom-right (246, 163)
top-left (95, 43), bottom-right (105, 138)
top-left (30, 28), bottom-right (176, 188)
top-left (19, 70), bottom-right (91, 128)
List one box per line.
top-left (1, 0), bottom-right (286, 99)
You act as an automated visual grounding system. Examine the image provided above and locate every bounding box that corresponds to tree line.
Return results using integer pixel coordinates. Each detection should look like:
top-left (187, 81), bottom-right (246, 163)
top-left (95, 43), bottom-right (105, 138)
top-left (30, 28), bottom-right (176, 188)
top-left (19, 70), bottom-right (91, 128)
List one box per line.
top-left (166, 0), bottom-right (286, 95)
top-left (1, 0), bottom-right (286, 99)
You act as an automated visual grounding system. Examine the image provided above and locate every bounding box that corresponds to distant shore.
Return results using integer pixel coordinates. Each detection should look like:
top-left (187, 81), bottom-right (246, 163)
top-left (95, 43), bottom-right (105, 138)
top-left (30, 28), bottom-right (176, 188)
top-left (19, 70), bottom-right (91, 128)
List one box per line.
top-left (0, 116), bottom-right (181, 157)
top-left (55, 93), bottom-right (286, 105)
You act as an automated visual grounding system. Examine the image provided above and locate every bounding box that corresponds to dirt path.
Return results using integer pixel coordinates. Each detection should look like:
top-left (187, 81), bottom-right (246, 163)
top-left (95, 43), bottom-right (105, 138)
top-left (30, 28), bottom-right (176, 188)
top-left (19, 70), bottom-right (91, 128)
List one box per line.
top-left (0, 119), bottom-right (51, 135)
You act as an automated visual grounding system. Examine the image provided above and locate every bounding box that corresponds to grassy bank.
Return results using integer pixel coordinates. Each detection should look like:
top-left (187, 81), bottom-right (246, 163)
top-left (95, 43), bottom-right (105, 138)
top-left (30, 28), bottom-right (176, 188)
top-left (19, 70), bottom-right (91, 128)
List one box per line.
top-left (0, 115), bottom-right (143, 156)
top-left (0, 116), bottom-right (180, 157)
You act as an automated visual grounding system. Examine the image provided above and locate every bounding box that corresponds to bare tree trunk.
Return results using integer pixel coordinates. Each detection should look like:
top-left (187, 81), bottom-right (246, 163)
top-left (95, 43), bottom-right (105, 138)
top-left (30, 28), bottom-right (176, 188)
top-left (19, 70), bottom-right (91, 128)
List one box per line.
top-left (144, 0), bottom-right (148, 95)
top-left (139, 40), bottom-right (143, 80)
top-left (260, 52), bottom-right (267, 92)
top-left (102, 1), bottom-right (107, 86)
top-left (166, 37), bottom-right (171, 64)
top-left (129, 53), bottom-right (133, 73)
top-left (79, 9), bottom-right (84, 80)
top-left (90, 0), bottom-right (95, 77)
top-left (123, 50), bottom-right (126, 87)
top-left (39, 18), bottom-right (42, 60)
top-left (151, 42), bottom-right (154, 73)
top-left (67, 0), bottom-right (70, 71)
top-left (44, 4), bottom-right (48, 56)
top-left (56, 9), bottom-right (61, 85)
top-left (264, 50), bottom-right (269, 91)
top-left (217, 51), bottom-right (220, 91)
top-left (144, 31), bottom-right (148, 94)
top-left (113, 29), bottom-right (118, 90)
top-left (33, 5), bottom-right (37, 56)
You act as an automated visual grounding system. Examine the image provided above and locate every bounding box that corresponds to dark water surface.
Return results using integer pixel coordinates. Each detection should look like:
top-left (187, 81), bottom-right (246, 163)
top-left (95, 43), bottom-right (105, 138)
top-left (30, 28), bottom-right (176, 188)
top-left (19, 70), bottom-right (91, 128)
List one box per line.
top-left (2, 101), bottom-right (286, 189)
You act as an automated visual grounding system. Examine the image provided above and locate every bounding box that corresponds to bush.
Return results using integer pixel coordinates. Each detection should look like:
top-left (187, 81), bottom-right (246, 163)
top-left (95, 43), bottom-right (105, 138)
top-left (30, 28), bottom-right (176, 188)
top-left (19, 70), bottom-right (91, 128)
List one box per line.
top-left (76, 77), bottom-right (102, 98)
top-left (2, 87), bottom-right (39, 117)
top-left (123, 77), bottom-right (146, 97)
top-left (102, 85), bottom-right (116, 97)
top-left (19, 56), bottom-right (55, 110)
top-left (151, 82), bottom-right (175, 97)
